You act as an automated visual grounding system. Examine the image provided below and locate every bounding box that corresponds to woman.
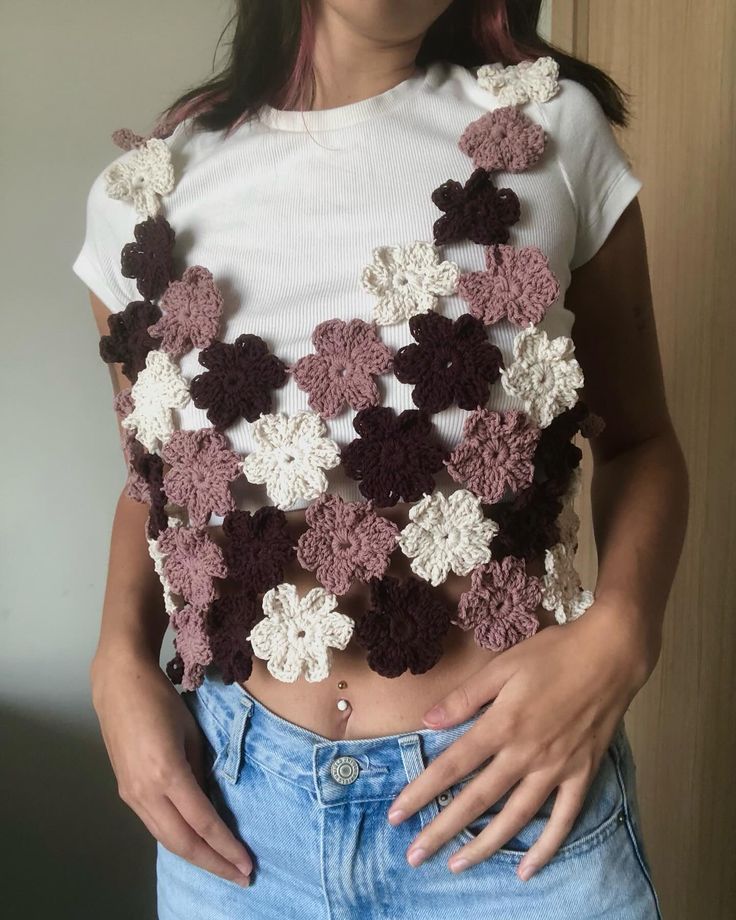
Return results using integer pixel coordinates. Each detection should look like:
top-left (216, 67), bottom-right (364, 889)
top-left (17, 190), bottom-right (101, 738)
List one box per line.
top-left (73, 1), bottom-right (688, 917)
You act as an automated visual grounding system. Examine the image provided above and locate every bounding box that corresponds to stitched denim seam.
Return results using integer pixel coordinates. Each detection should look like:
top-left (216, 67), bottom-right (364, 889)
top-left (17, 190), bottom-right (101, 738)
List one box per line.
top-left (194, 685), bottom-right (232, 739)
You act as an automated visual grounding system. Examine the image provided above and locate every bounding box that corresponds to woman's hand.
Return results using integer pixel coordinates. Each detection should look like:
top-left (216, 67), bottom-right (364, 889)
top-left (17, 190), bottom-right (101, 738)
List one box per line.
top-left (90, 646), bottom-right (253, 886)
top-left (386, 599), bottom-right (654, 880)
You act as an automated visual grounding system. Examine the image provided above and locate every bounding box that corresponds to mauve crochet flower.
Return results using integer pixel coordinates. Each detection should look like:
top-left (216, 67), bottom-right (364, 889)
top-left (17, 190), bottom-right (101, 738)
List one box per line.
top-left (222, 507), bottom-right (295, 593)
top-left (113, 389), bottom-right (149, 503)
top-left (190, 334), bottom-right (288, 430)
top-left (446, 409), bottom-right (540, 503)
top-left (489, 477), bottom-right (566, 561)
top-left (296, 494), bottom-right (399, 595)
top-left (206, 591), bottom-right (261, 684)
top-left (120, 216), bottom-right (175, 301)
top-left (393, 311), bottom-right (503, 413)
top-left (341, 407), bottom-right (446, 507)
top-left (354, 576), bottom-right (451, 678)
top-left (148, 266), bottom-right (224, 358)
top-left (458, 245), bottom-right (560, 327)
top-left (162, 429), bottom-right (242, 528)
top-left (431, 168), bottom-right (521, 246)
top-left (292, 319), bottom-right (393, 418)
top-left (459, 106), bottom-right (546, 173)
top-left (99, 299), bottom-right (162, 383)
top-left (454, 556), bottom-right (542, 652)
top-left (169, 604), bottom-right (213, 691)
top-left (159, 525), bottom-right (227, 607)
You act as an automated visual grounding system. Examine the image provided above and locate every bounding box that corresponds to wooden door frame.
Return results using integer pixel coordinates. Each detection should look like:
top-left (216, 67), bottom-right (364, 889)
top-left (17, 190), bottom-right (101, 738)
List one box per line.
top-left (551, 0), bottom-right (590, 57)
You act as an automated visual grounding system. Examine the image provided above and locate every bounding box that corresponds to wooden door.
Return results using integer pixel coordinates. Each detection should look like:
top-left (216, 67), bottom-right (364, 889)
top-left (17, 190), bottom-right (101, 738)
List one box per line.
top-left (551, 2), bottom-right (736, 917)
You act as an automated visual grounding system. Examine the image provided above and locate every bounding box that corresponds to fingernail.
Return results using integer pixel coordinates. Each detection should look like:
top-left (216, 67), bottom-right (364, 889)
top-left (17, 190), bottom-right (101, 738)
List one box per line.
top-left (387, 808), bottom-right (405, 824)
top-left (237, 875), bottom-right (251, 888)
top-left (424, 705), bottom-right (446, 725)
top-left (237, 862), bottom-right (252, 876)
top-left (449, 857), bottom-right (470, 873)
top-left (407, 846), bottom-right (427, 867)
top-left (518, 862), bottom-right (537, 881)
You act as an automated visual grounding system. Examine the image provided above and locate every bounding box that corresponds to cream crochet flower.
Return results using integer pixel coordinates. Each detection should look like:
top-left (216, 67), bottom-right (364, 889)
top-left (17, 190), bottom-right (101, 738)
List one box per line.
top-left (248, 583), bottom-right (354, 683)
top-left (361, 241), bottom-right (459, 325)
top-left (398, 490), bottom-right (499, 586)
top-left (541, 542), bottom-right (595, 624)
top-left (501, 325), bottom-right (584, 428)
top-left (122, 350), bottom-right (191, 453)
top-left (104, 138), bottom-right (175, 218)
top-left (557, 467), bottom-right (583, 549)
top-left (476, 57), bottom-right (560, 106)
top-left (241, 411), bottom-right (341, 510)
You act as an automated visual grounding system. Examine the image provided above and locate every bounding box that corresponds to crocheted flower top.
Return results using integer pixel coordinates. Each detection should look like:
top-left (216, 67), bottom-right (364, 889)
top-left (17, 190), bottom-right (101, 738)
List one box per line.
top-left (73, 59), bottom-right (641, 688)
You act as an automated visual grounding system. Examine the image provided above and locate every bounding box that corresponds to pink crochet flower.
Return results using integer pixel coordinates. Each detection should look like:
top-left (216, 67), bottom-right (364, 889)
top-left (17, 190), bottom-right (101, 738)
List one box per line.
top-left (292, 319), bottom-right (393, 418)
top-left (458, 245), bottom-right (560, 327)
top-left (148, 266), bottom-right (224, 358)
top-left (113, 389), bottom-right (149, 502)
top-left (454, 556), bottom-right (542, 652)
top-left (169, 604), bottom-right (213, 691)
top-left (458, 106), bottom-right (546, 173)
top-left (296, 495), bottom-right (399, 595)
top-left (161, 429), bottom-right (242, 527)
top-left (446, 409), bottom-right (540, 503)
top-left (159, 526), bottom-right (227, 607)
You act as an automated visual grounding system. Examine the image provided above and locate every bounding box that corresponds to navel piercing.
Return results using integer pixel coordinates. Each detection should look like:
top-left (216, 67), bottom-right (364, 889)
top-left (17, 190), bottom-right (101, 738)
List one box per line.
top-left (336, 698), bottom-right (351, 712)
top-left (337, 680), bottom-right (347, 689)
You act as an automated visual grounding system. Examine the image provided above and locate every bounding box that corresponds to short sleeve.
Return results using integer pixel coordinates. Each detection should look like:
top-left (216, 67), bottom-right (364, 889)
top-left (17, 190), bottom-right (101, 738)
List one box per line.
top-left (72, 160), bottom-right (140, 313)
top-left (536, 79), bottom-right (643, 270)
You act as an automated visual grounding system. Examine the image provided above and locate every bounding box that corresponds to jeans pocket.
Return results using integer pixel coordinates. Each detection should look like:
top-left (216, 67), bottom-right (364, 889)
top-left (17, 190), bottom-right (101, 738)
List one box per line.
top-left (181, 688), bottom-right (230, 781)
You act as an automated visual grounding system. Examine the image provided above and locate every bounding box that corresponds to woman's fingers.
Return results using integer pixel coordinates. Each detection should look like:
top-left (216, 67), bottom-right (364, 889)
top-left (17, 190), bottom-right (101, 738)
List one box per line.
top-left (167, 769), bottom-right (253, 877)
top-left (423, 658), bottom-right (512, 728)
top-left (516, 778), bottom-right (589, 880)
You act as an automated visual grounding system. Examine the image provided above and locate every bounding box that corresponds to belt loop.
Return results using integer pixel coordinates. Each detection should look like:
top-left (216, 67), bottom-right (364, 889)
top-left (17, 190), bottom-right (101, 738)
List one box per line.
top-left (397, 733), bottom-right (423, 784)
top-left (221, 695), bottom-right (254, 785)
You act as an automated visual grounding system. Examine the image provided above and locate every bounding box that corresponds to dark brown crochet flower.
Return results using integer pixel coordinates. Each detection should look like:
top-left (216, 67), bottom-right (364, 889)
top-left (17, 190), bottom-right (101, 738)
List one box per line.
top-left (534, 401), bottom-right (605, 483)
top-left (488, 477), bottom-right (566, 561)
top-left (165, 652), bottom-right (185, 685)
top-left (206, 591), bottom-right (261, 684)
top-left (190, 334), bottom-right (288, 430)
top-left (341, 406), bottom-right (446, 507)
top-left (221, 507), bottom-right (295, 593)
top-left (121, 216), bottom-right (176, 301)
top-left (354, 576), bottom-right (451, 677)
top-left (132, 451), bottom-right (168, 539)
top-left (431, 168), bottom-right (521, 246)
top-left (393, 311), bottom-right (503, 412)
top-left (98, 299), bottom-right (162, 383)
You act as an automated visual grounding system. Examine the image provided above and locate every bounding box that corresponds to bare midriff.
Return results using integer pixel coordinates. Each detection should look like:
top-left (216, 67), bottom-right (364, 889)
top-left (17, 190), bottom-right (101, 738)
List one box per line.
top-left (207, 502), bottom-right (553, 742)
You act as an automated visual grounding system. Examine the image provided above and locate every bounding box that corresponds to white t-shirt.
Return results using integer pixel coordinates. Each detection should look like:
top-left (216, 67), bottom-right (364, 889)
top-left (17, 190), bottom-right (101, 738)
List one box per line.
top-left (73, 59), bottom-right (641, 516)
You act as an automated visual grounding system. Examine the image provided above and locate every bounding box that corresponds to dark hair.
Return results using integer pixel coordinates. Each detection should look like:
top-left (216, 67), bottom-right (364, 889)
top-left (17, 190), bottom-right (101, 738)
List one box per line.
top-left (158, 0), bottom-right (629, 135)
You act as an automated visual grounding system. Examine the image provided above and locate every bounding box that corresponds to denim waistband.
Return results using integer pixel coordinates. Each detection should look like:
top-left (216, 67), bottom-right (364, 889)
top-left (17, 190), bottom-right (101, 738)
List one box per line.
top-left (194, 673), bottom-right (492, 804)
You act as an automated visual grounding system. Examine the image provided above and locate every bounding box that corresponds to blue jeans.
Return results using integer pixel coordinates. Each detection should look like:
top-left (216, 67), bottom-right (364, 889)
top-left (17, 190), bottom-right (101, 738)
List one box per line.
top-left (157, 672), bottom-right (662, 919)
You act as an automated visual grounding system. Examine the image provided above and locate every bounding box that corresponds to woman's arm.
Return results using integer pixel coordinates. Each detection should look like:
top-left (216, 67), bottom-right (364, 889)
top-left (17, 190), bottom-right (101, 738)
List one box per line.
top-left (385, 199), bottom-right (689, 877)
top-left (86, 291), bottom-right (253, 886)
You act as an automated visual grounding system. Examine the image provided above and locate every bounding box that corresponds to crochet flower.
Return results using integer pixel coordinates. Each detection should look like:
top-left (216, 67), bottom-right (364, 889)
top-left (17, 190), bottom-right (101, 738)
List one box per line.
top-left (459, 107), bottom-right (546, 173)
top-left (361, 242), bottom-right (459, 325)
top-left (99, 299), bottom-right (162, 384)
top-left (121, 350), bottom-right (190, 453)
top-left (490, 477), bottom-right (566, 561)
top-left (158, 525), bottom-right (227, 607)
top-left (135, 451), bottom-right (168, 539)
top-left (147, 532), bottom-right (179, 617)
top-left (120, 216), bottom-right (176, 301)
top-left (221, 507), bottom-right (295, 593)
top-left (534, 401), bottom-right (603, 483)
top-left (148, 266), bottom-right (224, 358)
top-left (341, 407), bottom-right (446, 507)
top-left (541, 543), bottom-right (595, 624)
top-left (458, 245), bottom-right (560, 327)
top-left (292, 319), bottom-right (393, 417)
top-left (446, 409), bottom-right (539, 503)
top-left (398, 490), bottom-right (499, 586)
top-left (170, 604), bottom-right (213, 691)
top-left (113, 389), bottom-right (150, 503)
top-left (455, 556), bottom-right (542, 652)
top-left (556, 467), bottom-right (583, 550)
top-left (476, 57), bottom-right (560, 105)
top-left (104, 138), bottom-right (175, 218)
top-left (161, 429), bottom-right (242, 527)
top-left (206, 591), bottom-right (262, 684)
top-left (296, 495), bottom-right (399, 595)
top-left (354, 576), bottom-right (451, 678)
top-left (431, 168), bottom-right (521, 246)
top-left (248, 584), bottom-right (354, 683)
top-left (501, 326), bottom-right (584, 428)
top-left (190, 334), bottom-right (288, 429)
top-left (393, 311), bottom-right (503, 412)
top-left (241, 412), bottom-right (340, 510)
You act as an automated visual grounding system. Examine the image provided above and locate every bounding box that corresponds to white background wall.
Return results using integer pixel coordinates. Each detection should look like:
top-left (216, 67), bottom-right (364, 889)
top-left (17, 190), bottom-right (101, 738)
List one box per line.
top-left (0, 2), bottom-right (552, 916)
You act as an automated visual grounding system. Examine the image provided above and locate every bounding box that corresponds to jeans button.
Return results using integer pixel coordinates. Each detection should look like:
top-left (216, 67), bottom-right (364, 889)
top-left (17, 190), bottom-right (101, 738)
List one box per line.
top-left (330, 755), bottom-right (361, 784)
